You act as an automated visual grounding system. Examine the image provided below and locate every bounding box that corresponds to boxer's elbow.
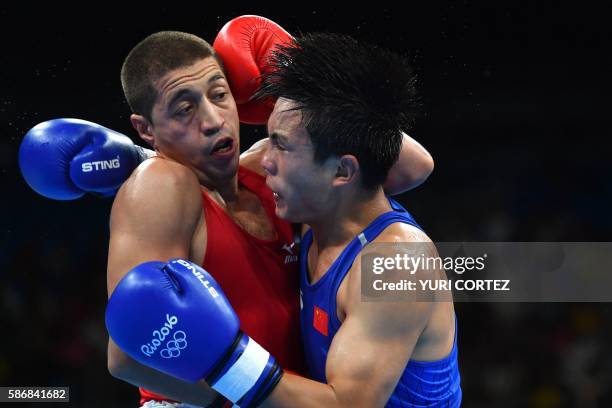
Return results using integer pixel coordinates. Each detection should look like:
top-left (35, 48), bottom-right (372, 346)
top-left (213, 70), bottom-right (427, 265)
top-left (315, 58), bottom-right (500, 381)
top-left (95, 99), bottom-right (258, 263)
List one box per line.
top-left (107, 353), bottom-right (128, 380)
top-left (107, 341), bottom-right (135, 380)
top-left (384, 153), bottom-right (434, 195)
top-left (412, 152), bottom-right (434, 188)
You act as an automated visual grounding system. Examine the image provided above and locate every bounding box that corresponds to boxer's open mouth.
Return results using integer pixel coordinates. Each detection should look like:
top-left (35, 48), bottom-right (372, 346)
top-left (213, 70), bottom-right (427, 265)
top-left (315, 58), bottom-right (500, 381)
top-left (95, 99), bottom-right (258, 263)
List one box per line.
top-left (211, 137), bottom-right (235, 157)
top-left (272, 191), bottom-right (285, 204)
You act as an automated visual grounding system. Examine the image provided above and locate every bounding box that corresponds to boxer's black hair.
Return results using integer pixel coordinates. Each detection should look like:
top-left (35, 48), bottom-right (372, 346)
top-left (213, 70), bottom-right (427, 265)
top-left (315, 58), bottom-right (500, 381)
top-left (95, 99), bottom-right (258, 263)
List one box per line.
top-left (256, 33), bottom-right (419, 190)
top-left (121, 31), bottom-right (224, 122)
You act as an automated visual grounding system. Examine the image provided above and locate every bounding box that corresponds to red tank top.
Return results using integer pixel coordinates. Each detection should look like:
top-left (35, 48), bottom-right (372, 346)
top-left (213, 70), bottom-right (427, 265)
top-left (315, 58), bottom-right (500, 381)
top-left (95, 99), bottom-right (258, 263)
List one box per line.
top-left (140, 166), bottom-right (305, 405)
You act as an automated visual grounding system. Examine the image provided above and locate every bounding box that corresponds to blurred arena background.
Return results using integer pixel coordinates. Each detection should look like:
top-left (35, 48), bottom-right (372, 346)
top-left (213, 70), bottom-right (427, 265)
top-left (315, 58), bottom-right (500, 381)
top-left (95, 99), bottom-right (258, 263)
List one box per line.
top-left (1, 3), bottom-right (610, 406)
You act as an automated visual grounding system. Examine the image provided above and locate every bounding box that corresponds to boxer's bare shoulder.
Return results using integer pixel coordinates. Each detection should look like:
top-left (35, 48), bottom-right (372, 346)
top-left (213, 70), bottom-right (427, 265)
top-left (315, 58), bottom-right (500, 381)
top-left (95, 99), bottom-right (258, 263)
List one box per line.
top-left (108, 157), bottom-right (205, 294)
top-left (375, 221), bottom-right (432, 244)
top-left (121, 157), bottom-right (201, 197)
top-left (239, 137), bottom-right (269, 176)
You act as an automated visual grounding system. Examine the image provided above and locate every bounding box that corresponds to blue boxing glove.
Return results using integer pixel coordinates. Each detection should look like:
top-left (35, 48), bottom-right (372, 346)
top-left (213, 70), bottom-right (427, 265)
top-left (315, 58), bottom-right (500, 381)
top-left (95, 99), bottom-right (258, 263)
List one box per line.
top-left (18, 118), bottom-right (154, 200)
top-left (105, 259), bottom-right (282, 408)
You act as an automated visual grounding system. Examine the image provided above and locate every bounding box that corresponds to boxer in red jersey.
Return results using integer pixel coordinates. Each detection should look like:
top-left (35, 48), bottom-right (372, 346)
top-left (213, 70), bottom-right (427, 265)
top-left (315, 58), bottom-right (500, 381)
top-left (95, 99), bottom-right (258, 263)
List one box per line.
top-left (106, 17), bottom-right (434, 408)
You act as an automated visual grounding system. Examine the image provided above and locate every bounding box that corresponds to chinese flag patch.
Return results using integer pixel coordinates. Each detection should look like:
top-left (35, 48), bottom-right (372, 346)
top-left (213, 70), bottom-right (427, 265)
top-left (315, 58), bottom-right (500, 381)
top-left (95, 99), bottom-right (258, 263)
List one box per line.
top-left (313, 305), bottom-right (329, 336)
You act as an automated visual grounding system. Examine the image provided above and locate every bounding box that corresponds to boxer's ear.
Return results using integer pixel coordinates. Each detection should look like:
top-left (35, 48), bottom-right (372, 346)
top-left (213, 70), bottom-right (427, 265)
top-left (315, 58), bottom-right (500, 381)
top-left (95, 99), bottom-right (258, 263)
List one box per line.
top-left (130, 114), bottom-right (155, 148)
top-left (333, 155), bottom-right (359, 187)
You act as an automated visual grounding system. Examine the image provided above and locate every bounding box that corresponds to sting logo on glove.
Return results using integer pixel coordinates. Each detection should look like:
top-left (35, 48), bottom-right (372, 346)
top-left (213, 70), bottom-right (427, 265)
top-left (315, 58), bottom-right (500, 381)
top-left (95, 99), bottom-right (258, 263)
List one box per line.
top-left (81, 156), bottom-right (121, 172)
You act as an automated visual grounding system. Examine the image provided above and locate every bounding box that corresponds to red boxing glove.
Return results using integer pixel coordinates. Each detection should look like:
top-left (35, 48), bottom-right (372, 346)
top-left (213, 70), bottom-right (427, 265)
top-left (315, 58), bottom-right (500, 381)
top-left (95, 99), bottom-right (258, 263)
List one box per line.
top-left (213, 15), bottom-right (293, 125)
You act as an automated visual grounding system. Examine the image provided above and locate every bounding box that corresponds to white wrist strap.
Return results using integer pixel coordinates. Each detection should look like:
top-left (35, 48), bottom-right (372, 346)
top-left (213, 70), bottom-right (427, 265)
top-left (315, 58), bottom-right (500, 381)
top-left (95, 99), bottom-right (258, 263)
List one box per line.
top-left (212, 337), bottom-right (269, 404)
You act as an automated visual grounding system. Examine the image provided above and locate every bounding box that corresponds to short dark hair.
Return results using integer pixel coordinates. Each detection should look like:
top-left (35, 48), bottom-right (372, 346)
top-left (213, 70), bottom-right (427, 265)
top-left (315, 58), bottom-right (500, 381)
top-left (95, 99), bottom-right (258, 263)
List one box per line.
top-left (121, 31), bottom-right (223, 122)
top-left (257, 33), bottom-right (419, 190)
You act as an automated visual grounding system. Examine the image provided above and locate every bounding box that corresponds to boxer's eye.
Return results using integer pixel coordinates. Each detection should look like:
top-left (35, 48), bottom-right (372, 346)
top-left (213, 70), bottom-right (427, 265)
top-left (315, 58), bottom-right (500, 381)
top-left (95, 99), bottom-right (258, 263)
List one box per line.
top-left (175, 104), bottom-right (194, 116)
top-left (212, 91), bottom-right (228, 101)
top-left (271, 138), bottom-right (286, 151)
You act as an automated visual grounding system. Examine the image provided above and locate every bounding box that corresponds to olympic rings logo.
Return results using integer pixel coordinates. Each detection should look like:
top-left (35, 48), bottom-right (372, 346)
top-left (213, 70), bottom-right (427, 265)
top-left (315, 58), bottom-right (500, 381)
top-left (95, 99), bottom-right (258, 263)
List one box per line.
top-left (160, 330), bottom-right (188, 359)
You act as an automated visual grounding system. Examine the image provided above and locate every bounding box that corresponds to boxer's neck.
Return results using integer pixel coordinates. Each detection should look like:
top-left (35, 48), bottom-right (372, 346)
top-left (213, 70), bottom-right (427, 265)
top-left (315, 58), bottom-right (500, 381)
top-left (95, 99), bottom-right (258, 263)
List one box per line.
top-left (216, 175), bottom-right (240, 203)
top-left (204, 174), bottom-right (276, 241)
top-left (203, 174), bottom-right (241, 207)
top-left (310, 188), bottom-right (391, 250)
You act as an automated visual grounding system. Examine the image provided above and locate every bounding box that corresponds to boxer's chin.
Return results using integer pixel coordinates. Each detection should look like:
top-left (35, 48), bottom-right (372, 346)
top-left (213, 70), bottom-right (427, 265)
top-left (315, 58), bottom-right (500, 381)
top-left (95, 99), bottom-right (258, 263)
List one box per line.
top-left (209, 153), bottom-right (239, 182)
top-left (273, 199), bottom-right (287, 218)
top-left (273, 198), bottom-right (293, 222)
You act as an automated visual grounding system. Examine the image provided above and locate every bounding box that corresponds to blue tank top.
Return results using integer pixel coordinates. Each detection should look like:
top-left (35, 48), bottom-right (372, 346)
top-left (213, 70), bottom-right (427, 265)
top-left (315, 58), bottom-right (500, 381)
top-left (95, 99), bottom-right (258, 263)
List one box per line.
top-left (299, 198), bottom-right (462, 407)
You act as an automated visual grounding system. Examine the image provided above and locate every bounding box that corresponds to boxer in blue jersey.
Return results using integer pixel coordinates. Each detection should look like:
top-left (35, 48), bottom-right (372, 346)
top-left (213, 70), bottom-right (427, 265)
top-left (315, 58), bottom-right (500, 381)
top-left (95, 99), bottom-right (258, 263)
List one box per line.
top-left (257, 33), bottom-right (463, 406)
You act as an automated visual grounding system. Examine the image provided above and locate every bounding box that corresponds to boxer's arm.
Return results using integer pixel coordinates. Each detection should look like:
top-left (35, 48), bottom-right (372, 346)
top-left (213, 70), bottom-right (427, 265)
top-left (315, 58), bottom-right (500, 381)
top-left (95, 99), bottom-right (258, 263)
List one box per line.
top-left (383, 132), bottom-right (434, 195)
top-left (106, 158), bottom-right (219, 406)
top-left (262, 228), bottom-right (436, 408)
top-left (263, 300), bottom-right (430, 408)
top-left (108, 341), bottom-right (217, 405)
top-left (241, 133), bottom-right (434, 193)
top-left (240, 138), bottom-right (270, 176)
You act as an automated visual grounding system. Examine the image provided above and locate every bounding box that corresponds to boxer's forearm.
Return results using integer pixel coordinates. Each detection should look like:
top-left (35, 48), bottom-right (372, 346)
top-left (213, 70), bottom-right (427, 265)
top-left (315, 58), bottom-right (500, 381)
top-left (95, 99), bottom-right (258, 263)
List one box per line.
top-left (262, 373), bottom-right (355, 408)
top-left (107, 340), bottom-right (219, 406)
